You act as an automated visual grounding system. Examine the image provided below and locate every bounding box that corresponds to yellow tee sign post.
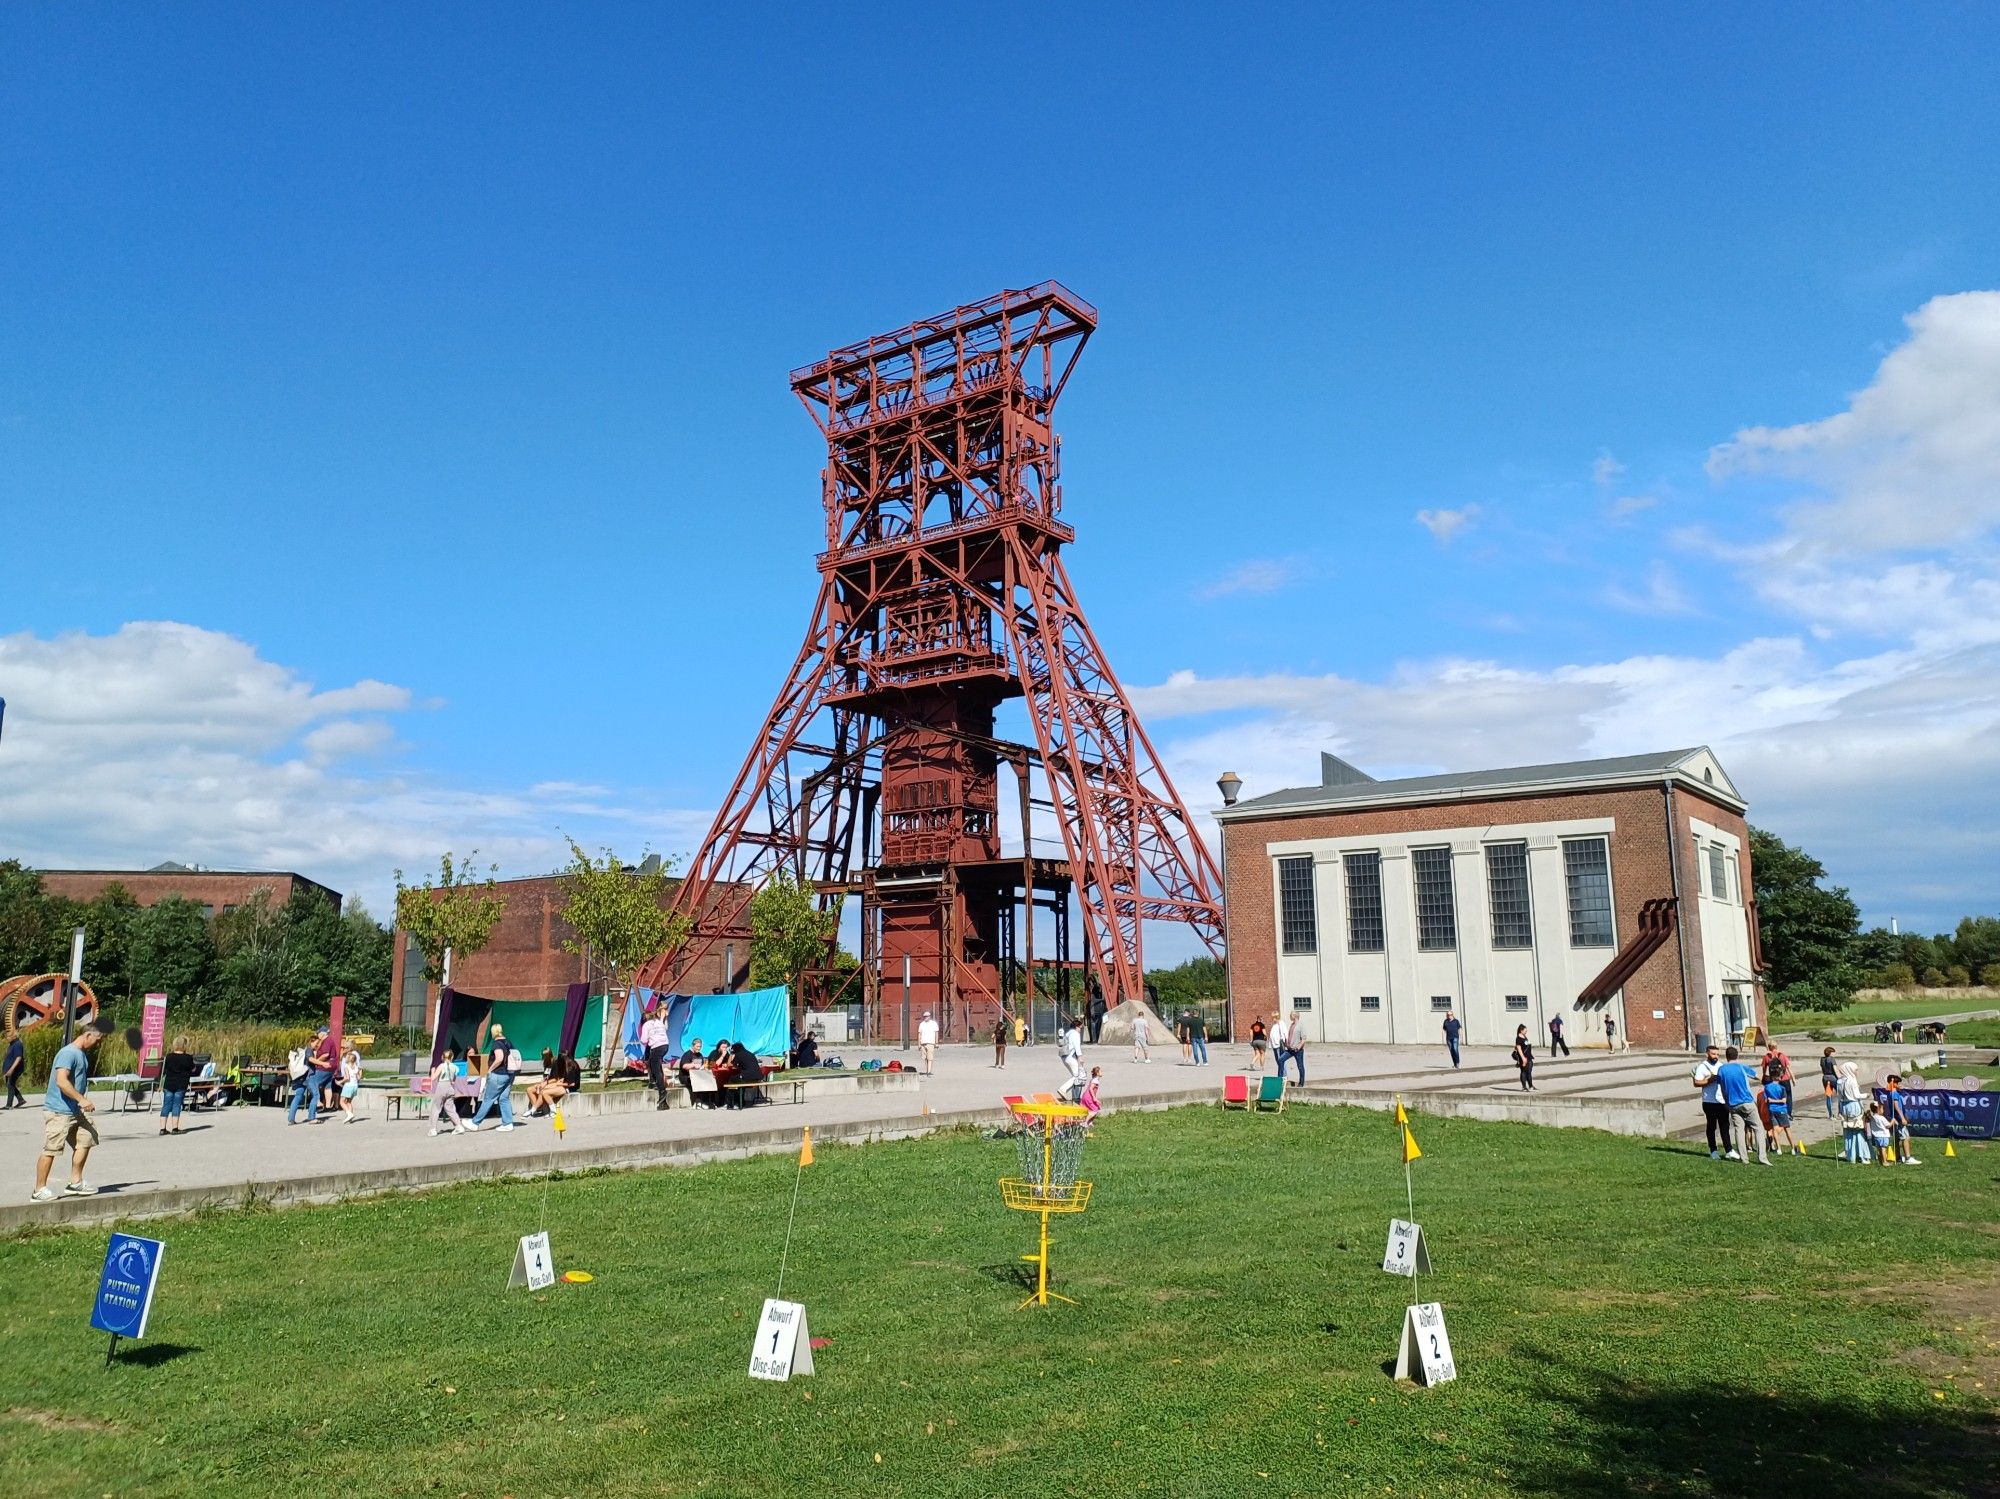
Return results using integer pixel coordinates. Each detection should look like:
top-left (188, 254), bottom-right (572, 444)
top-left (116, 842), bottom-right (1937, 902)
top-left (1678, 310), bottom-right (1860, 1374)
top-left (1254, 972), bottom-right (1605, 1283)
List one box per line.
top-left (1389, 1097), bottom-right (1456, 1385)
top-left (753, 1129), bottom-right (818, 1380)
top-left (1000, 1100), bottom-right (1092, 1309)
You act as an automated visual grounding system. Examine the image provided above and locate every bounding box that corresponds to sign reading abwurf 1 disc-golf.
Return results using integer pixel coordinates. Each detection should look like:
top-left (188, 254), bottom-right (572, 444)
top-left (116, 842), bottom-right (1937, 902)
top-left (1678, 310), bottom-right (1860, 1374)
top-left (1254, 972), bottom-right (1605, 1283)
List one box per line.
top-left (749, 1298), bottom-right (814, 1381)
top-left (1393, 1301), bottom-right (1458, 1386)
top-left (1382, 1218), bottom-right (1432, 1277)
top-left (507, 1231), bottom-right (555, 1292)
top-left (92, 1233), bottom-right (165, 1341)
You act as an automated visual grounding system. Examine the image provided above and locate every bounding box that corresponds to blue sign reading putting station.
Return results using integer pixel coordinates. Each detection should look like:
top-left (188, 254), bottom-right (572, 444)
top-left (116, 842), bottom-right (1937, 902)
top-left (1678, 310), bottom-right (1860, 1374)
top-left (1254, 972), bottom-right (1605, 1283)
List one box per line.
top-left (91, 1233), bottom-right (165, 1341)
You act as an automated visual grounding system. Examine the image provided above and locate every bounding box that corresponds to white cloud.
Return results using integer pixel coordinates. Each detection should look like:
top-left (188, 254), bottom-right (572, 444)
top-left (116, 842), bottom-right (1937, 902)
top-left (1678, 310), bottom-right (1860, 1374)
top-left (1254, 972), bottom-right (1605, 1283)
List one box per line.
top-left (1200, 556), bottom-right (1306, 599)
top-left (1592, 452), bottom-right (1626, 489)
top-left (1610, 494), bottom-right (1658, 519)
top-left (0, 623), bottom-right (711, 914)
top-left (1706, 290), bottom-right (2000, 553)
top-left (1415, 504), bottom-right (1480, 544)
top-left (1603, 560), bottom-right (1697, 617)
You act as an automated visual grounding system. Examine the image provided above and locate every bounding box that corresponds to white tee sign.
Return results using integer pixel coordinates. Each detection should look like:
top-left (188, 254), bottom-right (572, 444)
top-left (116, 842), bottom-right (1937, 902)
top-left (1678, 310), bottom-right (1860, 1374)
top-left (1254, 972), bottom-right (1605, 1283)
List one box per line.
top-left (1381, 1218), bottom-right (1432, 1277)
top-left (508, 1231), bottom-right (555, 1292)
top-left (1393, 1301), bottom-right (1458, 1386)
top-left (749, 1297), bottom-right (814, 1381)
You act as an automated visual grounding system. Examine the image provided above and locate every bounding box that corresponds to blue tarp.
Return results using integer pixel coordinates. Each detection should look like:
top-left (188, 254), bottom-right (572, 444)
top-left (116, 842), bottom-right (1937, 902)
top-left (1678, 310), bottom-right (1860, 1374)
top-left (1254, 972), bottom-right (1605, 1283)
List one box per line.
top-left (621, 987), bottom-right (650, 1062)
top-left (676, 986), bottom-right (791, 1058)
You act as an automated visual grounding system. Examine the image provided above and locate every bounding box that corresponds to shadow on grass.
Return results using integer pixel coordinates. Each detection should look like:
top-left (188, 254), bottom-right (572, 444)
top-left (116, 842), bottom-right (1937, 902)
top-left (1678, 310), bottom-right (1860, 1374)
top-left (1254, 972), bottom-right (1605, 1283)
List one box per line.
top-left (976, 1260), bottom-right (1036, 1292)
top-left (1501, 1349), bottom-right (1998, 1498)
top-left (114, 1342), bottom-right (200, 1368)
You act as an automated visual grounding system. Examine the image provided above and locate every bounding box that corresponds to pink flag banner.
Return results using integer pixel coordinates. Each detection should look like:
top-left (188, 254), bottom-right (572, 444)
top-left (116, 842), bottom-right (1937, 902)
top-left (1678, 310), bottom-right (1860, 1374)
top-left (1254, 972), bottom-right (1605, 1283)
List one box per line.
top-left (139, 993), bottom-right (169, 1080)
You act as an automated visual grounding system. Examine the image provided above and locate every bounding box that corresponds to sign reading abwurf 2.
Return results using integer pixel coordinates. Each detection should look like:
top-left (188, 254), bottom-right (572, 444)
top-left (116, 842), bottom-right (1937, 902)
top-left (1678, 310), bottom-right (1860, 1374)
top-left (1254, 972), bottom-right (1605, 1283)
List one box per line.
top-left (749, 1298), bottom-right (814, 1381)
top-left (1393, 1301), bottom-right (1458, 1386)
top-left (1382, 1218), bottom-right (1432, 1277)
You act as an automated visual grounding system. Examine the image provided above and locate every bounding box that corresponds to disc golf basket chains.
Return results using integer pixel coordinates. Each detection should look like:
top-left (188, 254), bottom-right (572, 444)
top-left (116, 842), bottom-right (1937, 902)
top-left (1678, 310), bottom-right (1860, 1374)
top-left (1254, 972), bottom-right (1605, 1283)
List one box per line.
top-left (999, 1100), bottom-right (1093, 1308)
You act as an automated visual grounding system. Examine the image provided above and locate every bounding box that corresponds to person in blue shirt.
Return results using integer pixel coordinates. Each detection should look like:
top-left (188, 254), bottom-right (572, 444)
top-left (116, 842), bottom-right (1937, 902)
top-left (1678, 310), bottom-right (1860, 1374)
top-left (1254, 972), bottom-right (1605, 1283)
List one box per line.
top-left (1762, 1078), bottom-right (1802, 1157)
top-left (1715, 1046), bottom-right (1769, 1165)
top-left (1441, 1011), bottom-right (1462, 1070)
top-left (32, 1021), bottom-right (107, 1201)
top-left (1880, 1076), bottom-right (1921, 1166)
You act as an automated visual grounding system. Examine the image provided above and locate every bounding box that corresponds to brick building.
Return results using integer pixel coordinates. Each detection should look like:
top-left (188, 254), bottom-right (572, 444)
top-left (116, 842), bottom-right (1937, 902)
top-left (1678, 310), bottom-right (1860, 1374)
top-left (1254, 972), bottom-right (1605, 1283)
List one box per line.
top-left (1213, 748), bottom-right (1764, 1053)
top-left (389, 873), bottom-right (744, 1028)
top-left (37, 862), bottom-right (342, 916)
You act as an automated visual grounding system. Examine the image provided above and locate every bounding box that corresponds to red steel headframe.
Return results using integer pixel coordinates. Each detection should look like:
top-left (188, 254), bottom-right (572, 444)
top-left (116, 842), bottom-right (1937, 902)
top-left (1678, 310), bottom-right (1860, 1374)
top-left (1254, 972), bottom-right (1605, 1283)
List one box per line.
top-left (634, 283), bottom-right (1223, 1015)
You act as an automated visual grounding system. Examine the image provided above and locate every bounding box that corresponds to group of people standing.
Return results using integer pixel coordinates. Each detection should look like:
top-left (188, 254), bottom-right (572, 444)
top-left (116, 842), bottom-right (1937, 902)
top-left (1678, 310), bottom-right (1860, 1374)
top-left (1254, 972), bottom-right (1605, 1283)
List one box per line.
top-left (285, 1026), bottom-right (365, 1126)
top-left (1249, 1012), bottom-right (1308, 1083)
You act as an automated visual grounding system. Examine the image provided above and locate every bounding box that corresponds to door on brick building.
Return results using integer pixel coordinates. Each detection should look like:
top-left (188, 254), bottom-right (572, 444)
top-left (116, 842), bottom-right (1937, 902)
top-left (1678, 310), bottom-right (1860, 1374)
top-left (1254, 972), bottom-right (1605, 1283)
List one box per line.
top-left (1723, 985), bottom-right (1748, 1048)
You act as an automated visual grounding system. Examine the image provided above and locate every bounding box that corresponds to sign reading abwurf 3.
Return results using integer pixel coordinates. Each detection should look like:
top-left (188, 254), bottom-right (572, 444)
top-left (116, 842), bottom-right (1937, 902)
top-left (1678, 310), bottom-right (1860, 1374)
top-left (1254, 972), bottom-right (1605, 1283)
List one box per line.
top-left (1381, 1218), bottom-right (1432, 1277)
top-left (749, 1298), bottom-right (814, 1381)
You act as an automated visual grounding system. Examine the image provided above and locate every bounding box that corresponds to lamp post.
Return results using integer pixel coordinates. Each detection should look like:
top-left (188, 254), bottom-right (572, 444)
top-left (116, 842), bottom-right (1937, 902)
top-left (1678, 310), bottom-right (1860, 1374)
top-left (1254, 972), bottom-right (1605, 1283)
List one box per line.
top-left (1215, 773), bottom-right (1240, 1045)
top-left (62, 926), bottom-right (86, 1046)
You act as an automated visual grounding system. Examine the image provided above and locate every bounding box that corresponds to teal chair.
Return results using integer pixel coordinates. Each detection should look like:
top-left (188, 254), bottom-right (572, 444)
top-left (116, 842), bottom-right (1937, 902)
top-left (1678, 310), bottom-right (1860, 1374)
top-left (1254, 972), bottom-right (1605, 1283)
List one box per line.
top-left (1254, 1076), bottom-right (1287, 1113)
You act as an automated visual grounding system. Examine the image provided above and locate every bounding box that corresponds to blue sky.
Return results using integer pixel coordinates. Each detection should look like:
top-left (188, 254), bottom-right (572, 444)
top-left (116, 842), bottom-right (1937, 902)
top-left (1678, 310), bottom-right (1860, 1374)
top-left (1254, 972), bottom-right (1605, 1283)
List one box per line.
top-left (3, 4), bottom-right (1997, 943)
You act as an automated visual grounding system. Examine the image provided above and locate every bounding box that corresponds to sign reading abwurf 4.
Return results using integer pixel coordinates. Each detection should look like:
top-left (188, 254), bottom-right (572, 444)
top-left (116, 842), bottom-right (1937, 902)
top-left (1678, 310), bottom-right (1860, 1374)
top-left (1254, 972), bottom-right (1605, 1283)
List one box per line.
top-left (1393, 1301), bottom-right (1458, 1386)
top-left (508, 1231), bottom-right (555, 1292)
top-left (749, 1298), bottom-right (814, 1381)
top-left (1381, 1218), bottom-right (1432, 1277)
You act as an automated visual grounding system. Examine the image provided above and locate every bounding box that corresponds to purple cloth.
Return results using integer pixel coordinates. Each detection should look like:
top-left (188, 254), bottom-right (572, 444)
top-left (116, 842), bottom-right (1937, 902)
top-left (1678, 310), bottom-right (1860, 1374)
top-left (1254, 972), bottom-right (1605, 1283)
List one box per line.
top-left (559, 982), bottom-right (591, 1059)
top-left (429, 987), bottom-right (457, 1068)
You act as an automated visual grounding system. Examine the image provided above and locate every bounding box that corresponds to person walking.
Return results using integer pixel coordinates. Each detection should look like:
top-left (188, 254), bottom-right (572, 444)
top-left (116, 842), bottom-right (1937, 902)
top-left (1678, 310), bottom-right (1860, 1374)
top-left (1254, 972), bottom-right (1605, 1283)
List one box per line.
top-left (1716, 1045), bottom-right (1769, 1165)
top-left (1547, 1013), bottom-right (1570, 1058)
top-left (1441, 1010), bottom-right (1462, 1069)
top-left (1059, 1015), bottom-right (1085, 1091)
top-left (1881, 1075), bottom-right (1921, 1165)
top-left (428, 1047), bottom-right (471, 1136)
top-left (469, 1026), bottom-right (519, 1132)
top-left (1692, 1044), bottom-right (1731, 1159)
top-left (1249, 1017), bottom-right (1267, 1070)
top-left (1511, 1024), bottom-right (1536, 1091)
top-left (3, 1032), bottom-right (25, 1109)
top-left (287, 1026), bottom-right (336, 1125)
top-left (336, 1042), bottom-right (363, 1123)
top-left (159, 1035), bottom-right (196, 1136)
top-left (1086, 992), bottom-right (1107, 1046)
top-left (31, 1021), bottom-right (106, 1200)
top-left (1605, 1014), bottom-right (1623, 1053)
top-left (1268, 1012), bottom-right (1289, 1077)
top-left (1079, 1065), bottom-right (1104, 1124)
top-left (993, 1004), bottom-right (1013, 1069)
top-left (1280, 1011), bottom-right (1307, 1085)
top-left (641, 1005), bottom-right (672, 1109)
top-left (1177, 1013), bottom-right (1193, 1065)
top-left (1187, 1009), bottom-right (1210, 1066)
top-left (917, 1010), bottom-right (940, 1075)
top-left (1819, 1046), bottom-right (1840, 1119)
top-left (1761, 1041), bottom-right (1795, 1114)
top-left (1131, 1011), bottom-right (1151, 1064)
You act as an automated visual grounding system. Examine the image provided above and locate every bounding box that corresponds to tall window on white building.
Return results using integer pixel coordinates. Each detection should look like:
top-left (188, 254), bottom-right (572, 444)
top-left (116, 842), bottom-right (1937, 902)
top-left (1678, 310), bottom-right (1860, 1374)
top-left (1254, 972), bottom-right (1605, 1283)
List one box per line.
top-left (1485, 841), bottom-right (1534, 949)
top-left (1412, 846), bottom-right (1457, 950)
top-left (1344, 851), bottom-right (1385, 952)
top-left (1277, 856), bottom-right (1317, 954)
top-left (1562, 836), bottom-right (1615, 948)
top-left (1707, 843), bottom-right (1730, 901)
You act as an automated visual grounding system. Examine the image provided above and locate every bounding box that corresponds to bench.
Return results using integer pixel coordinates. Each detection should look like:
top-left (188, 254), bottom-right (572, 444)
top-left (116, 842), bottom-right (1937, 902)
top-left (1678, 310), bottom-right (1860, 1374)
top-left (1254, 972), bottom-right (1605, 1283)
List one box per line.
top-left (719, 1076), bottom-right (806, 1107)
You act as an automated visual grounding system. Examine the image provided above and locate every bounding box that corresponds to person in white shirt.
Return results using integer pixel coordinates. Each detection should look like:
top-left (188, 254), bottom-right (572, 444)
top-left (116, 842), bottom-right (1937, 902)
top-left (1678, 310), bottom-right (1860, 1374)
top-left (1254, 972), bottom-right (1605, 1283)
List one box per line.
top-left (1059, 1016), bottom-right (1085, 1090)
top-left (641, 1007), bottom-right (672, 1109)
top-left (916, 1011), bottom-right (940, 1074)
top-left (1131, 1012), bottom-right (1151, 1063)
top-left (1267, 1012), bottom-right (1289, 1077)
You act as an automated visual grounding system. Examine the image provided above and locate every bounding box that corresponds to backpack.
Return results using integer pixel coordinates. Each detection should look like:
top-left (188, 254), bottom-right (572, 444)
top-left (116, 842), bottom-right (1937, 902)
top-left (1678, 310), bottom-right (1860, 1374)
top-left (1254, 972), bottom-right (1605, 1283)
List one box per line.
top-left (286, 1048), bottom-right (309, 1080)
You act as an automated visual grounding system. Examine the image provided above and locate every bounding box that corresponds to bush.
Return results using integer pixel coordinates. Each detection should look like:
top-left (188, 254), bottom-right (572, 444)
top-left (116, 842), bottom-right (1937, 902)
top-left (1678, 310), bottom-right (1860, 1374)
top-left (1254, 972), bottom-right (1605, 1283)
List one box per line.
top-left (1981, 964), bottom-right (2000, 989)
top-left (20, 1025), bottom-right (135, 1088)
top-left (1944, 965), bottom-right (1971, 987)
top-left (1878, 962), bottom-right (1917, 991)
top-left (1922, 966), bottom-right (1948, 987)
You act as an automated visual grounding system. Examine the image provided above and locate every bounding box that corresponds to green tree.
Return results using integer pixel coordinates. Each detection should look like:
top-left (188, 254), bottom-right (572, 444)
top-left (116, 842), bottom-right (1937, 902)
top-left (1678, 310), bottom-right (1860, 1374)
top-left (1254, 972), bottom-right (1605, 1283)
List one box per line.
top-left (394, 853), bottom-right (504, 988)
top-left (748, 870), bottom-right (837, 998)
top-left (557, 840), bottom-right (688, 992)
top-left (211, 892), bottom-right (300, 1021)
top-left (329, 900), bottom-right (396, 1027)
top-left (78, 884), bottom-right (142, 1006)
top-left (1943, 915), bottom-right (2000, 975)
top-left (1748, 826), bottom-right (1860, 1014)
top-left (129, 896), bottom-right (214, 1010)
top-left (1921, 966), bottom-right (1947, 987)
top-left (1979, 963), bottom-right (2000, 989)
top-left (0, 860), bottom-right (57, 978)
top-left (1146, 956), bottom-right (1227, 1012)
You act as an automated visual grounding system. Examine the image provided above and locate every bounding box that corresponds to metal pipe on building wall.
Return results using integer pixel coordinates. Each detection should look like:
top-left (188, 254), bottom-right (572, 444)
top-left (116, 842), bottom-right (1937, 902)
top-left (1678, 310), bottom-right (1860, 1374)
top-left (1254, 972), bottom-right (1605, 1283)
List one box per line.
top-left (1662, 780), bottom-right (1696, 1052)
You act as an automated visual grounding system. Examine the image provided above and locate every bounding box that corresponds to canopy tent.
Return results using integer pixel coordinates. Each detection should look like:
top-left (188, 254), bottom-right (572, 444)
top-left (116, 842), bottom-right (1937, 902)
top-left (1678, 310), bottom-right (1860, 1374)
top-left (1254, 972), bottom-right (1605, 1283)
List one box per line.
top-left (436, 990), bottom-right (606, 1066)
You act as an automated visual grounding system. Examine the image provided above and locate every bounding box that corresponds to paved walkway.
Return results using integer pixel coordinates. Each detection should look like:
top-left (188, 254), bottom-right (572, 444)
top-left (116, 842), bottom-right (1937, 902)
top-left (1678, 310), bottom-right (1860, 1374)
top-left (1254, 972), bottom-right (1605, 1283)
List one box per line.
top-left (0, 1038), bottom-right (1826, 1231)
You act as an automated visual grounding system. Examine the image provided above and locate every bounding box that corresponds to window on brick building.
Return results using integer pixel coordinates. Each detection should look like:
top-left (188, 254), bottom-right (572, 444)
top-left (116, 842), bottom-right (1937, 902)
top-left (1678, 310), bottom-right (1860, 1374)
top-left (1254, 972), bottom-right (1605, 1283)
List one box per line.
top-left (1344, 851), bottom-right (1385, 952)
top-left (1562, 837), bottom-right (1614, 948)
top-left (1277, 856), bottom-right (1317, 954)
top-left (1430, 994), bottom-right (1453, 1012)
top-left (1707, 843), bottom-right (1730, 901)
top-left (1505, 994), bottom-right (1529, 1011)
top-left (1412, 846), bottom-right (1457, 951)
top-left (1359, 995), bottom-right (1382, 1012)
top-left (1485, 842), bottom-right (1533, 949)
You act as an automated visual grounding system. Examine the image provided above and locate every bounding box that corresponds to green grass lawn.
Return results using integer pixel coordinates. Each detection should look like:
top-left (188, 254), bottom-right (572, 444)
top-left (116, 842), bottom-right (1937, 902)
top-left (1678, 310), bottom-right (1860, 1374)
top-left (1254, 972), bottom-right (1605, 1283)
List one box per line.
top-left (2, 1108), bottom-right (1995, 1499)
top-left (1771, 995), bottom-right (2000, 1033)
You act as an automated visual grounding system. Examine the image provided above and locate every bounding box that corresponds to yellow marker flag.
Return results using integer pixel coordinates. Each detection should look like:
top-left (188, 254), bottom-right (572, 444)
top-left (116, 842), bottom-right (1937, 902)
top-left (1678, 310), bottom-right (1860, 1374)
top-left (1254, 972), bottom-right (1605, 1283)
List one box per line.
top-left (1394, 1098), bottom-right (1409, 1126)
top-left (552, 1107), bottom-right (566, 1137)
top-left (799, 1127), bottom-right (814, 1167)
top-left (1402, 1124), bottom-right (1422, 1164)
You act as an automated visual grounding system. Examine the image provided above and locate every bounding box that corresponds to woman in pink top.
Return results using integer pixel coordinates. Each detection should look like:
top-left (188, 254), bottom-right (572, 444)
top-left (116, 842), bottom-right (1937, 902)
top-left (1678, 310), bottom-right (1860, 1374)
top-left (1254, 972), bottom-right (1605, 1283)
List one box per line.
top-left (1079, 1066), bottom-right (1103, 1123)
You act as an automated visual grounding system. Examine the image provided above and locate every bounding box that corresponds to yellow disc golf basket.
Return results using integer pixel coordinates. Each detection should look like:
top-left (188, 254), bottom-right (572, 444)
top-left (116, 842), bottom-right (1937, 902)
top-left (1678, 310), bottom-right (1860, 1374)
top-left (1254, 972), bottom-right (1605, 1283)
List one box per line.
top-left (999, 1099), bottom-right (1093, 1309)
